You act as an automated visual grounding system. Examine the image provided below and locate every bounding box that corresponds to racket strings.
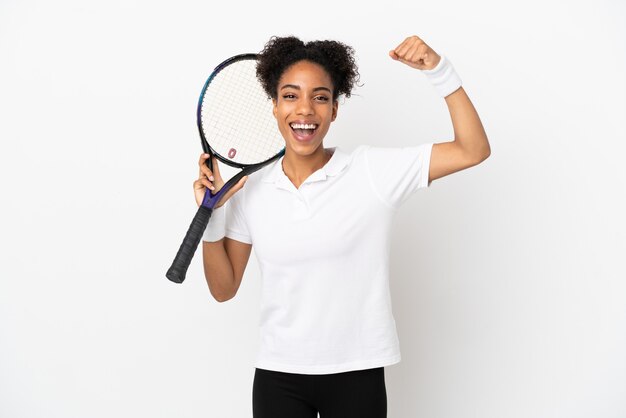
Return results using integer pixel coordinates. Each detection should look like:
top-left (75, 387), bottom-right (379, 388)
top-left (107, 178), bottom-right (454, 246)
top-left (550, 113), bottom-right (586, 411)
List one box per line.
top-left (201, 59), bottom-right (283, 165)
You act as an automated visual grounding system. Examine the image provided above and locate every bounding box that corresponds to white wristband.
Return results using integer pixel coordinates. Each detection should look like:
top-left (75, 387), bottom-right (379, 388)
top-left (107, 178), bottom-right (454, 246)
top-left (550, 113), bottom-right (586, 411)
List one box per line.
top-left (421, 54), bottom-right (462, 98)
top-left (202, 204), bottom-right (226, 242)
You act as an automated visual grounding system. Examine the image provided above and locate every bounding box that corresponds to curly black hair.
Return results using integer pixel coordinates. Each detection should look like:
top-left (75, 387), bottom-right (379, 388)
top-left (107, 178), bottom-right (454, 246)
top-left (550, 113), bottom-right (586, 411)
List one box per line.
top-left (256, 36), bottom-right (360, 101)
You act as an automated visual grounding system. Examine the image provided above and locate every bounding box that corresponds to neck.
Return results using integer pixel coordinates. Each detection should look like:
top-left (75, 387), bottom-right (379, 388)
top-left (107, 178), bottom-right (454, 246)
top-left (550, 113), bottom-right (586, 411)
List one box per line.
top-left (282, 147), bottom-right (332, 189)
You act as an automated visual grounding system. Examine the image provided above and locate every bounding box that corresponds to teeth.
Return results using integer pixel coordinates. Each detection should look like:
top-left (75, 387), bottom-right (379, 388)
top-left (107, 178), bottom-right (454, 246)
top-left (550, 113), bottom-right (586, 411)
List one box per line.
top-left (290, 123), bottom-right (318, 130)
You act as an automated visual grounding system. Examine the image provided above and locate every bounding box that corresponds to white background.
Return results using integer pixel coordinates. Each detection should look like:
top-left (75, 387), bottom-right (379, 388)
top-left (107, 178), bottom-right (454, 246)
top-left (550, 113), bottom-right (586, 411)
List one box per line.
top-left (1, 0), bottom-right (625, 417)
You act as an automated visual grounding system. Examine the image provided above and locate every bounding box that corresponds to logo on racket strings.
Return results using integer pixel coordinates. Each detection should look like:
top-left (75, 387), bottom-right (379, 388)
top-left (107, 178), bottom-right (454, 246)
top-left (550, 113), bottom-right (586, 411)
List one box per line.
top-left (228, 148), bottom-right (237, 159)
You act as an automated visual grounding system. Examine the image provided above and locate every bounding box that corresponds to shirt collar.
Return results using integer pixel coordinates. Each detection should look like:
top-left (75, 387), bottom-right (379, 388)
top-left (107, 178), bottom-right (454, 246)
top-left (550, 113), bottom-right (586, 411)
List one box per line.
top-left (261, 147), bottom-right (350, 187)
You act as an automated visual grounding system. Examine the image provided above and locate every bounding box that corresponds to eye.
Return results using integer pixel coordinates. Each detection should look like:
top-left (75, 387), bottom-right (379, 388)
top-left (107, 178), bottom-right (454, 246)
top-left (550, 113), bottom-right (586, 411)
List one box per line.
top-left (282, 93), bottom-right (296, 100)
top-left (315, 95), bottom-right (330, 102)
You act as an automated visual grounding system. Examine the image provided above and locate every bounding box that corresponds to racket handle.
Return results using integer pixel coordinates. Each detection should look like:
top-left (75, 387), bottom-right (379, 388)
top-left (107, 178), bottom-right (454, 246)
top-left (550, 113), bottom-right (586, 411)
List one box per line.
top-left (166, 205), bottom-right (213, 283)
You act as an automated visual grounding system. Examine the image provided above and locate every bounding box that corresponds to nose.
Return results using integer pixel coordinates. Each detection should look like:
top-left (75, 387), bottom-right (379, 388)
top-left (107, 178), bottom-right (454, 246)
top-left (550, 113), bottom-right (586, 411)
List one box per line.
top-left (295, 97), bottom-right (314, 116)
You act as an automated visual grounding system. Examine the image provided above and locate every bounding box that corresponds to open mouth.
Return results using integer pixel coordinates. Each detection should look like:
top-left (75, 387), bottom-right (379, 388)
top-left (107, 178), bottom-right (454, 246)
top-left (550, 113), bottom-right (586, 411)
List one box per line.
top-left (290, 122), bottom-right (318, 137)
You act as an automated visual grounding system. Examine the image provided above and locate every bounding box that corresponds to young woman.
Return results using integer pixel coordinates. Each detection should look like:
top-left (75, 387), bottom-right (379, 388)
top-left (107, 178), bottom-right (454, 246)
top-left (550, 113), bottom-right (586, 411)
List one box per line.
top-left (193, 35), bottom-right (490, 418)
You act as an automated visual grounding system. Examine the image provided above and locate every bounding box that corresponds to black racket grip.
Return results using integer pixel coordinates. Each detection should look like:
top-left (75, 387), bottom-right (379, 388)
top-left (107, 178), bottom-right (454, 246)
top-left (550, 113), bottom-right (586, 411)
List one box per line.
top-left (166, 205), bottom-right (213, 283)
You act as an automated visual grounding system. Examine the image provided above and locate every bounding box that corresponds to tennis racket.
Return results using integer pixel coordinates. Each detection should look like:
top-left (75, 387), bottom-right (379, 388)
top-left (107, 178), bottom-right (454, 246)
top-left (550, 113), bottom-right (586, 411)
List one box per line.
top-left (166, 53), bottom-right (285, 284)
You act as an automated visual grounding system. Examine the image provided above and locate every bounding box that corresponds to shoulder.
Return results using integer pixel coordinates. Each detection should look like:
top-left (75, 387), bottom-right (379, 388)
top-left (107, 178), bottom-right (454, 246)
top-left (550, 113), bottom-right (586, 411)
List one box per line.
top-left (328, 144), bottom-right (431, 175)
top-left (331, 145), bottom-right (369, 168)
top-left (251, 158), bottom-right (282, 186)
top-left (362, 143), bottom-right (433, 157)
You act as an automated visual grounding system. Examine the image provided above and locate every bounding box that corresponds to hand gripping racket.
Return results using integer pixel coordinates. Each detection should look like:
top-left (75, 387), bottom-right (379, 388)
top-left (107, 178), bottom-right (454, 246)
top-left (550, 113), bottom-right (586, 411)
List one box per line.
top-left (166, 54), bottom-right (285, 284)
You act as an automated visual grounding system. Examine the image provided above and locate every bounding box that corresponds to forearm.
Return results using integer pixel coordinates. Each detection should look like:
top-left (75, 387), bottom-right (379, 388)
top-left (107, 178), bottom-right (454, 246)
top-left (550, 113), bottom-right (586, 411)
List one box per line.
top-left (202, 240), bottom-right (236, 302)
top-left (390, 36), bottom-right (491, 181)
top-left (390, 36), bottom-right (489, 160)
top-left (444, 87), bottom-right (490, 162)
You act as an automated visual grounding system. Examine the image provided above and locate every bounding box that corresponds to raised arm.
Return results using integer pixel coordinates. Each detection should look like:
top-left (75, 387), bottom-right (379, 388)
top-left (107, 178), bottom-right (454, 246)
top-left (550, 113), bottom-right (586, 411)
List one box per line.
top-left (390, 35), bottom-right (490, 183)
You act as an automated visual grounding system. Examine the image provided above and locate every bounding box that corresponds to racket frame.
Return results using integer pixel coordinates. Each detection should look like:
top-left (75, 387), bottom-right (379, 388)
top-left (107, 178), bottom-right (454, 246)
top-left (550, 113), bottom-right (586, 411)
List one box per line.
top-left (166, 53), bottom-right (285, 284)
top-left (197, 53), bottom-right (285, 209)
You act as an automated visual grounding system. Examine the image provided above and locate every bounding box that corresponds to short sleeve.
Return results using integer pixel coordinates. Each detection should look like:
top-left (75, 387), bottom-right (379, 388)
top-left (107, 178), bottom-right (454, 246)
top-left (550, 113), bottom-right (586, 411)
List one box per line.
top-left (225, 189), bottom-right (252, 244)
top-left (364, 143), bottom-right (433, 208)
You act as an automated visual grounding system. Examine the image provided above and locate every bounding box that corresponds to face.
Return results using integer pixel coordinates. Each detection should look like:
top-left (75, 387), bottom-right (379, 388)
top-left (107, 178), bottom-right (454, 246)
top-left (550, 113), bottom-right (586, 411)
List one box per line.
top-left (272, 60), bottom-right (338, 158)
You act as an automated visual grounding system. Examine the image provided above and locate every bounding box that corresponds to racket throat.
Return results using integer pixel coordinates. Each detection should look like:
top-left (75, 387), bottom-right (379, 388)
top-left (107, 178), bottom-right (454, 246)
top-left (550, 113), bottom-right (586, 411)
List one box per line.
top-left (200, 171), bottom-right (248, 209)
top-left (201, 186), bottom-right (227, 209)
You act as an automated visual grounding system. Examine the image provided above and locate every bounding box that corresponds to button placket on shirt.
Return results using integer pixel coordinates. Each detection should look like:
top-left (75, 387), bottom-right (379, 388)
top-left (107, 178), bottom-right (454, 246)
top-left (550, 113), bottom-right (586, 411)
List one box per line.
top-left (292, 184), bottom-right (311, 221)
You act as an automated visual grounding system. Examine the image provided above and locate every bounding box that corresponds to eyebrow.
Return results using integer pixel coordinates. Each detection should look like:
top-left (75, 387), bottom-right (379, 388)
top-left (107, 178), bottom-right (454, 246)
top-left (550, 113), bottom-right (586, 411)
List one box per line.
top-left (280, 84), bottom-right (332, 94)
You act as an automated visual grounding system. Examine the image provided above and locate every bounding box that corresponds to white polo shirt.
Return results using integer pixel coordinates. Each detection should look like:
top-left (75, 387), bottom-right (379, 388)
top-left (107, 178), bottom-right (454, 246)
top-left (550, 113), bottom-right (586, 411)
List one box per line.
top-left (225, 143), bottom-right (433, 375)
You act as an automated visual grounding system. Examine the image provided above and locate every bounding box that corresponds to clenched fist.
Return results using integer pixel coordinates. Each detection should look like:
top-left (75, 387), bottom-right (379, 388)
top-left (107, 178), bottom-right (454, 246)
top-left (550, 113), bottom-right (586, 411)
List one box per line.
top-left (389, 35), bottom-right (441, 71)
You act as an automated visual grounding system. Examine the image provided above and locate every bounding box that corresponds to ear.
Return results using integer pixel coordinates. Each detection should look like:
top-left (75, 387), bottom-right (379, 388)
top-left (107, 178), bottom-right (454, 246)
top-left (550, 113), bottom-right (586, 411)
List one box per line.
top-left (331, 100), bottom-right (338, 122)
top-left (272, 98), bottom-right (278, 118)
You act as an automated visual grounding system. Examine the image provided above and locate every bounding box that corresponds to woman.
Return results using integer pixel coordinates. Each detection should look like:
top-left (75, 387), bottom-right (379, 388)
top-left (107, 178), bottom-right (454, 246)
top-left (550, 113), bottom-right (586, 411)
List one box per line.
top-left (194, 35), bottom-right (490, 418)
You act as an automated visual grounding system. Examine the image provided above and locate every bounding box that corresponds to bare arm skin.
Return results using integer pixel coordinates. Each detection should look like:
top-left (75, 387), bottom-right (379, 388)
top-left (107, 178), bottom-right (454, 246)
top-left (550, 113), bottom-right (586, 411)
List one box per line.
top-left (390, 36), bottom-right (490, 183)
top-left (202, 238), bottom-right (251, 302)
top-left (429, 86), bottom-right (490, 182)
top-left (194, 153), bottom-right (251, 302)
